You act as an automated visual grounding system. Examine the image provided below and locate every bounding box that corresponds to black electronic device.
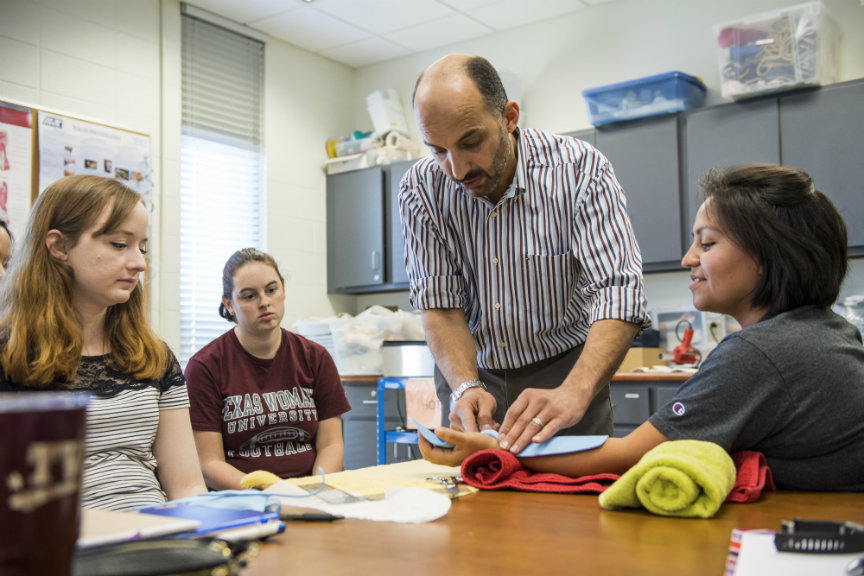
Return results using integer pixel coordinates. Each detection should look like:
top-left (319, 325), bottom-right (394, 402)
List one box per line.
top-left (774, 519), bottom-right (864, 554)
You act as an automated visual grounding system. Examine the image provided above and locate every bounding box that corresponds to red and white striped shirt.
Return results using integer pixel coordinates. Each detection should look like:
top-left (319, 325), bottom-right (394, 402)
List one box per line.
top-left (399, 127), bottom-right (648, 369)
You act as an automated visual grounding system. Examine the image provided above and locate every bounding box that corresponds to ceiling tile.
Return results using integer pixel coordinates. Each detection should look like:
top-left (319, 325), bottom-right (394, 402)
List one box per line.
top-left (252, 5), bottom-right (371, 52)
top-left (179, 0), bottom-right (612, 68)
top-left (320, 36), bottom-right (412, 68)
top-left (466, 0), bottom-right (587, 31)
top-left (186, 0), bottom-right (301, 25)
top-left (437, 0), bottom-right (501, 11)
top-left (384, 13), bottom-right (494, 53)
top-left (309, 0), bottom-right (455, 34)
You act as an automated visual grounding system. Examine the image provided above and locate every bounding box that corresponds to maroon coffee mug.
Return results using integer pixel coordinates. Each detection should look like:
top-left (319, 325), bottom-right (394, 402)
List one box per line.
top-left (0, 392), bottom-right (90, 576)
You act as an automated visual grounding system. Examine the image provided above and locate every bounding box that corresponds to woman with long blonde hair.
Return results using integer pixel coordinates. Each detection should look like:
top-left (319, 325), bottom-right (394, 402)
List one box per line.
top-left (0, 175), bottom-right (206, 510)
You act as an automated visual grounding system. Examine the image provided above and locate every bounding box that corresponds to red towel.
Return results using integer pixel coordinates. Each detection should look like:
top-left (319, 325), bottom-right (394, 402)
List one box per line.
top-left (726, 451), bottom-right (775, 502)
top-left (460, 449), bottom-right (619, 494)
top-left (461, 448), bottom-right (775, 501)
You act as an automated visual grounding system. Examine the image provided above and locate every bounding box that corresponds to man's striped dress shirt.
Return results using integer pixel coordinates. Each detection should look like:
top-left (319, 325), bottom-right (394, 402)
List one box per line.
top-left (399, 127), bottom-right (648, 370)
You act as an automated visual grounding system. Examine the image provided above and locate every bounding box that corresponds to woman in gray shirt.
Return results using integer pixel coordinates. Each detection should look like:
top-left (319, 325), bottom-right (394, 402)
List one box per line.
top-left (419, 163), bottom-right (864, 492)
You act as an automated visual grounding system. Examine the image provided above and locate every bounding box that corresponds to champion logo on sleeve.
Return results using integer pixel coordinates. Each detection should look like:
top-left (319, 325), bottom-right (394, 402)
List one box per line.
top-left (672, 402), bottom-right (686, 416)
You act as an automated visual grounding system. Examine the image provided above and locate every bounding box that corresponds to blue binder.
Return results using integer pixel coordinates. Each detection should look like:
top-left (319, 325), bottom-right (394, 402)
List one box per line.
top-left (137, 503), bottom-right (280, 535)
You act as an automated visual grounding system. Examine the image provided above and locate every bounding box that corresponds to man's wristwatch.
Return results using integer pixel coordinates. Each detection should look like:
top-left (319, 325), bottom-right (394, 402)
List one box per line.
top-left (450, 379), bottom-right (487, 403)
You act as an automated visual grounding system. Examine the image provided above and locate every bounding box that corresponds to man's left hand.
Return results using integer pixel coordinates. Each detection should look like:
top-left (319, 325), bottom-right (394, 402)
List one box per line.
top-left (495, 385), bottom-right (589, 453)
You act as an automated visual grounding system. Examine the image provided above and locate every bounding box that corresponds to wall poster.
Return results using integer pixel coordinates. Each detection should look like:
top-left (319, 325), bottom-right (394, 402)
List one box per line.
top-left (37, 111), bottom-right (152, 210)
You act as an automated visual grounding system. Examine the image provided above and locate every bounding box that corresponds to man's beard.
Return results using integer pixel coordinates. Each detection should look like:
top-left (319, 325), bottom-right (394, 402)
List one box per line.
top-left (461, 122), bottom-right (511, 199)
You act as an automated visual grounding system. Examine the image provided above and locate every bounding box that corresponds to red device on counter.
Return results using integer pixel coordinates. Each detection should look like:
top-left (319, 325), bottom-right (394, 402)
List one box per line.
top-left (672, 328), bottom-right (701, 365)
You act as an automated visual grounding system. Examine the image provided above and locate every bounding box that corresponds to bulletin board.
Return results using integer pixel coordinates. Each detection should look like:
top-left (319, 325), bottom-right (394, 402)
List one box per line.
top-left (0, 100), bottom-right (35, 241)
top-left (0, 99), bottom-right (152, 241)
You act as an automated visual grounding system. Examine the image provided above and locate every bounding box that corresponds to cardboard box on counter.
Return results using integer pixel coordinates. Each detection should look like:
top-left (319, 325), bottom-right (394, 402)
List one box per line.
top-left (616, 347), bottom-right (667, 373)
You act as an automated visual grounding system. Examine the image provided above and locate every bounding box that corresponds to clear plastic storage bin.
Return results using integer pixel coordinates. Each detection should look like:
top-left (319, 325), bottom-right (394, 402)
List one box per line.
top-left (714, 1), bottom-right (840, 100)
top-left (582, 71), bottom-right (706, 127)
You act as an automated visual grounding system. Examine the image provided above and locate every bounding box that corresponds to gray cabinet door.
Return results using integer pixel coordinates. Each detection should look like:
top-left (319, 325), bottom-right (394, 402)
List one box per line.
top-left (779, 80), bottom-right (864, 253)
top-left (595, 116), bottom-right (683, 270)
top-left (682, 98), bottom-right (780, 241)
top-left (326, 168), bottom-right (385, 292)
top-left (386, 160), bottom-right (416, 287)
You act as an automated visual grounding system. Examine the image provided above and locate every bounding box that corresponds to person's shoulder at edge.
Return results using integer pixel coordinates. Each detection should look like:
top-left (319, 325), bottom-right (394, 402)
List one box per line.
top-left (738, 306), bottom-right (864, 359)
top-left (734, 305), bottom-right (852, 341)
top-left (679, 306), bottom-right (859, 389)
top-left (184, 329), bottom-right (235, 372)
top-left (183, 327), bottom-right (240, 390)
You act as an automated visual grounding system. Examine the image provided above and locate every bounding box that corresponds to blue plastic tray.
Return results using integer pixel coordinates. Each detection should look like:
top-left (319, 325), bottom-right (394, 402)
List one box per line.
top-left (582, 71), bottom-right (706, 126)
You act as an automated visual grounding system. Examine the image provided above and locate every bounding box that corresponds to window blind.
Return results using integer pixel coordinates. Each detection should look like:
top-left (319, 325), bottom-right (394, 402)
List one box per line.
top-left (179, 9), bottom-right (265, 364)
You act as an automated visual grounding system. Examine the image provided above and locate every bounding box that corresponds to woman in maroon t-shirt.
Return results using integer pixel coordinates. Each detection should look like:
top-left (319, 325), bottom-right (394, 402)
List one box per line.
top-left (184, 248), bottom-right (351, 490)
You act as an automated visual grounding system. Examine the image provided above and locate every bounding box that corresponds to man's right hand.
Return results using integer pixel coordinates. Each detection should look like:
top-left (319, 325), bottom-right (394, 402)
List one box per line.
top-left (448, 388), bottom-right (498, 433)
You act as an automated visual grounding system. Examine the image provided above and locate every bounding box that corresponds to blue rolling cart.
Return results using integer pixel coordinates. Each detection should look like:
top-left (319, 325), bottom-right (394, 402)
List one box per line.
top-left (376, 377), bottom-right (419, 465)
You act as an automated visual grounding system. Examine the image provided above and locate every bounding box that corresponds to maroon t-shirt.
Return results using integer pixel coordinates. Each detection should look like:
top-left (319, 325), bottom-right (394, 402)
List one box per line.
top-left (185, 329), bottom-right (351, 478)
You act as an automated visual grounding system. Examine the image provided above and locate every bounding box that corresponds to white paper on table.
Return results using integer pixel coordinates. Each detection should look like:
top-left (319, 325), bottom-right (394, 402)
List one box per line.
top-left (265, 482), bottom-right (451, 524)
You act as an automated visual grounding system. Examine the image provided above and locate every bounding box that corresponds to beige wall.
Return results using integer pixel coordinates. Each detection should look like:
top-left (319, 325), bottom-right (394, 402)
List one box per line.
top-left (2, 0), bottom-right (863, 351)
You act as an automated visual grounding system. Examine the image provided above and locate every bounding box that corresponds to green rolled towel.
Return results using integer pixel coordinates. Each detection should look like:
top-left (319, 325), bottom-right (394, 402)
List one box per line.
top-left (598, 440), bottom-right (735, 518)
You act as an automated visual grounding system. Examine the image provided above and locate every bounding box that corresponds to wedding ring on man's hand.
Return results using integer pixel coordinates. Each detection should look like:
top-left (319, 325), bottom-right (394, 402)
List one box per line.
top-left (531, 417), bottom-right (544, 429)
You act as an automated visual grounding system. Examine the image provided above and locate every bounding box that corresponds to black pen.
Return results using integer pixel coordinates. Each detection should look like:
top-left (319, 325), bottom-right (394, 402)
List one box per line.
top-left (280, 511), bottom-right (343, 522)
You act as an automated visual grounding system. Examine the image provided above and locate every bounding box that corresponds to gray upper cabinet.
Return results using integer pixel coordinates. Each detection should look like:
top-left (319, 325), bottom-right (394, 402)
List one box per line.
top-left (682, 97), bottom-right (780, 240)
top-left (327, 167), bottom-right (385, 292)
top-left (779, 79), bottom-right (864, 254)
top-left (594, 116), bottom-right (684, 271)
top-left (326, 161), bottom-right (416, 294)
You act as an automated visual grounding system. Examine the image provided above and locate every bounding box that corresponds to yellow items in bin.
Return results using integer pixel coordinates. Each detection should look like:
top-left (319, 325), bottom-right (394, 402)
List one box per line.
top-left (325, 131), bottom-right (376, 159)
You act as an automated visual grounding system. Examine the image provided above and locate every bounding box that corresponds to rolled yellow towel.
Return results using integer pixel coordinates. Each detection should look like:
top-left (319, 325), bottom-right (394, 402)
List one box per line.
top-left (598, 440), bottom-right (735, 518)
top-left (240, 470), bottom-right (282, 490)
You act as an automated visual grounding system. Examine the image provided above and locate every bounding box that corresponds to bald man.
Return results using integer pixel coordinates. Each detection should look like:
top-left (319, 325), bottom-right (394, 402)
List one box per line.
top-left (399, 54), bottom-right (649, 455)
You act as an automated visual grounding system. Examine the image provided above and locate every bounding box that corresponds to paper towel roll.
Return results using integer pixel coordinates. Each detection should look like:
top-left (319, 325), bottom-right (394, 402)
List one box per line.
top-left (384, 131), bottom-right (420, 154)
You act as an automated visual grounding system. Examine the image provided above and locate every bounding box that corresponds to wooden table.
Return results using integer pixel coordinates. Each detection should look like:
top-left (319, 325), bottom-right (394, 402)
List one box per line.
top-left (242, 489), bottom-right (864, 575)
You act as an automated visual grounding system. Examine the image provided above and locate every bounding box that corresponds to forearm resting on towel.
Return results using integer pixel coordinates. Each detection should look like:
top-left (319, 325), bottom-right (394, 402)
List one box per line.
top-left (524, 422), bottom-right (668, 477)
top-left (420, 421), bottom-right (669, 477)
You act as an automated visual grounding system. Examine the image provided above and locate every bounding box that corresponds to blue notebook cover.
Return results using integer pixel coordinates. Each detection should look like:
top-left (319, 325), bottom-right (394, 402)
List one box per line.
top-left (137, 503), bottom-right (280, 535)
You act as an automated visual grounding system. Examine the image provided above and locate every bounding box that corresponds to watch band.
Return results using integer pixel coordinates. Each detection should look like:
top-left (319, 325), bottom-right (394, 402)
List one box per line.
top-left (450, 379), bottom-right (487, 403)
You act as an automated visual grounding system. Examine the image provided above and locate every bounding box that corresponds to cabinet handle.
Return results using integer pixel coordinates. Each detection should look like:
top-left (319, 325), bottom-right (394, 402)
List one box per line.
top-left (362, 400), bottom-right (377, 405)
top-left (371, 251), bottom-right (381, 271)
